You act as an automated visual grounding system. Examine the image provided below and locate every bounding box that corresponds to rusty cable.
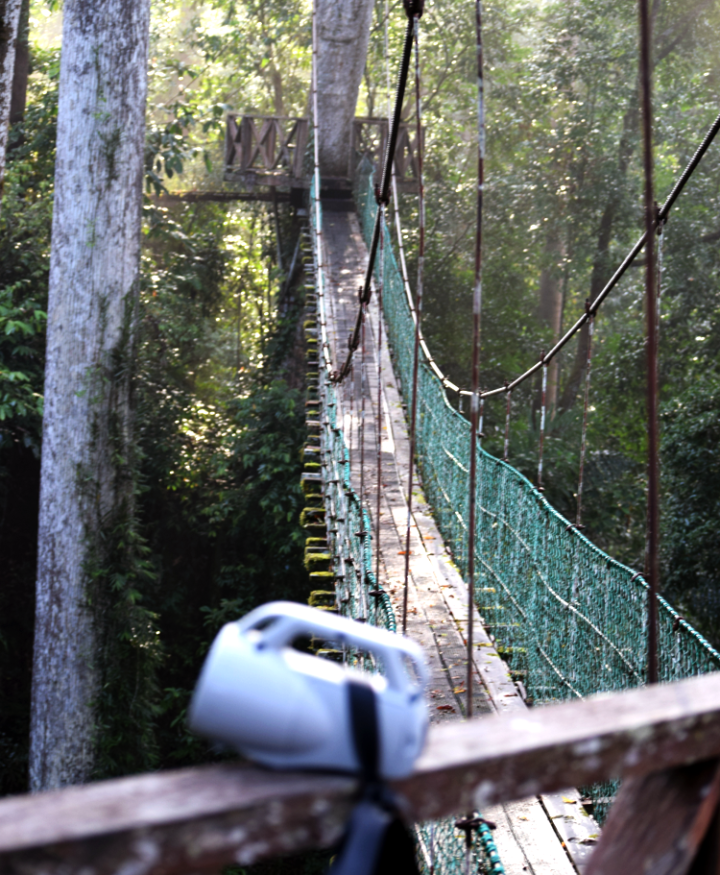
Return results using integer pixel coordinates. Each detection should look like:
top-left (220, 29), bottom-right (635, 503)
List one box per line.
top-left (503, 387), bottom-right (511, 461)
top-left (639, 0), bottom-right (659, 685)
top-left (426, 110), bottom-right (720, 402)
top-left (333, 2), bottom-right (422, 384)
top-left (375, 208), bottom-right (385, 611)
top-left (576, 312), bottom-right (594, 527)
top-left (401, 16), bottom-right (425, 636)
top-left (538, 356), bottom-right (547, 490)
top-left (465, 0), bottom-right (485, 719)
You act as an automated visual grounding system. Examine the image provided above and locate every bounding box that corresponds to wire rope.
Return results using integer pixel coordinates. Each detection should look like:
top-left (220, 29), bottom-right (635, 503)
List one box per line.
top-left (639, 0), bottom-right (659, 686)
top-left (465, 0), bottom-right (485, 719)
top-left (399, 109), bottom-right (720, 403)
top-left (576, 313), bottom-right (594, 527)
top-left (333, 1), bottom-right (422, 383)
top-left (538, 360), bottom-right (547, 489)
top-left (375, 208), bottom-right (385, 607)
top-left (401, 13), bottom-right (426, 635)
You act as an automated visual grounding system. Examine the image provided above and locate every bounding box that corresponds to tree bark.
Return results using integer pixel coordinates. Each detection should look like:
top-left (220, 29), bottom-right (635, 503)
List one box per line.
top-left (558, 98), bottom-right (639, 412)
top-left (9, 0), bottom-right (29, 126)
top-left (0, 0), bottom-right (22, 201)
top-left (538, 232), bottom-right (564, 414)
top-left (30, 0), bottom-right (151, 792)
top-left (316, 0), bottom-right (374, 179)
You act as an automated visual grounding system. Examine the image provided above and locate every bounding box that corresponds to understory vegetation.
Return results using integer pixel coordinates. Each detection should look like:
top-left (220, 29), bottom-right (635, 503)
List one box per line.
top-left (3, 0), bottom-right (720, 795)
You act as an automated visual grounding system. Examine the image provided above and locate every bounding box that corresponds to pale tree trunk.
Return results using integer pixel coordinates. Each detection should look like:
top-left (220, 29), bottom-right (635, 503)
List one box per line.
top-left (538, 233), bottom-right (564, 415)
top-left (316, 0), bottom-right (374, 179)
top-left (30, 0), bottom-right (151, 792)
top-left (0, 0), bottom-right (22, 201)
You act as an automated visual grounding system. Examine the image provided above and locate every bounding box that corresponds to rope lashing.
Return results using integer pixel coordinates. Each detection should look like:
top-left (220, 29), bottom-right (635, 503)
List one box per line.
top-left (401, 14), bottom-right (426, 636)
top-left (576, 308), bottom-right (594, 527)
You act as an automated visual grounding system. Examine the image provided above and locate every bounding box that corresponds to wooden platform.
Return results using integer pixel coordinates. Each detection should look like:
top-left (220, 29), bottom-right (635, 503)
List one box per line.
top-left (321, 209), bottom-right (600, 874)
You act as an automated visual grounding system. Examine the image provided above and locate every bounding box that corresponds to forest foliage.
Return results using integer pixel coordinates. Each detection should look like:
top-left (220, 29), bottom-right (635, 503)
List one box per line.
top-left (3, 0), bottom-right (720, 795)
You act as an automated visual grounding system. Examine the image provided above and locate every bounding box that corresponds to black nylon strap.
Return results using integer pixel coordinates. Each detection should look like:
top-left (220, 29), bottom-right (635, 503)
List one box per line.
top-left (328, 681), bottom-right (419, 875)
top-left (348, 680), bottom-right (379, 782)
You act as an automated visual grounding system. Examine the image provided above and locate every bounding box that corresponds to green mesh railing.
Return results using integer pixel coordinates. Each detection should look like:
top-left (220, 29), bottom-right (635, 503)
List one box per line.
top-left (356, 164), bottom-right (720, 820)
top-left (309, 177), bottom-right (394, 632)
top-left (309, 176), bottom-right (503, 874)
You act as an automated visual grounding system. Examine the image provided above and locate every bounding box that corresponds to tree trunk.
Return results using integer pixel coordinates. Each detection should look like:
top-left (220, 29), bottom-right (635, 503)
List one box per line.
top-left (9, 0), bottom-right (29, 126)
top-left (0, 0), bottom-right (22, 201)
top-left (538, 232), bottom-right (564, 415)
top-left (316, 0), bottom-right (374, 179)
top-left (30, 0), bottom-right (151, 792)
top-left (558, 98), bottom-right (638, 412)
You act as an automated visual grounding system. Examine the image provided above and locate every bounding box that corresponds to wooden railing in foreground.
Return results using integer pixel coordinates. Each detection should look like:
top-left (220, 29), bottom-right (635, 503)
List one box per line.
top-left (2, 673), bottom-right (720, 875)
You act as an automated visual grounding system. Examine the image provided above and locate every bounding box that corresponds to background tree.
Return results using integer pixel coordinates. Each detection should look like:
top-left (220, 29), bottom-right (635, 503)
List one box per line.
top-left (0, 0), bottom-right (22, 202)
top-left (30, 0), bottom-right (152, 790)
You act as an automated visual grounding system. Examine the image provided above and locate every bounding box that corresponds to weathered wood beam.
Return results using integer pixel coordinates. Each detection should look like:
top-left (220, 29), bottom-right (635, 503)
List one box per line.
top-left (2, 672), bottom-right (720, 874)
top-left (400, 671), bottom-right (720, 821)
top-left (585, 759), bottom-right (720, 875)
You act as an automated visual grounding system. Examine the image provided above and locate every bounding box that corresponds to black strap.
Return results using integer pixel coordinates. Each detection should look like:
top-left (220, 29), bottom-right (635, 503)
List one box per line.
top-left (328, 682), bottom-right (419, 875)
top-left (348, 681), bottom-right (379, 782)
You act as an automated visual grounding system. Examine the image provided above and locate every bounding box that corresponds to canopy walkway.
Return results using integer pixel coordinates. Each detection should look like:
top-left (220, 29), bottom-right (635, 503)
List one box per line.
top-left (302, 109), bottom-right (720, 875)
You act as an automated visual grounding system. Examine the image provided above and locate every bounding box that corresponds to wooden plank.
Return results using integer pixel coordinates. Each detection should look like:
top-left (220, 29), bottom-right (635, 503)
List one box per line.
top-left (352, 240), bottom-right (597, 872)
top-left (540, 789), bottom-right (599, 873)
top-left (398, 672), bottom-right (720, 822)
top-left (2, 650), bottom-right (720, 872)
top-left (585, 759), bottom-right (720, 875)
top-left (0, 765), bottom-right (354, 874)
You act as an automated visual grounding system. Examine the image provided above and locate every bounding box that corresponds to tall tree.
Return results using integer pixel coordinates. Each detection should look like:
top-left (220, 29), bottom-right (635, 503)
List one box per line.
top-left (30, 0), bottom-right (151, 790)
top-left (0, 0), bottom-right (22, 201)
top-left (316, 0), bottom-right (374, 178)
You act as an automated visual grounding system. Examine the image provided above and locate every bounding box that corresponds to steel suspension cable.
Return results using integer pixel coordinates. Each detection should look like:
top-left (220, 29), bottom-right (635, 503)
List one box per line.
top-left (375, 209), bottom-right (385, 608)
top-left (359, 306), bottom-right (368, 568)
top-left (538, 359), bottom-right (547, 489)
top-left (401, 14), bottom-right (425, 635)
top-left (466, 0), bottom-right (485, 718)
top-left (334, 0), bottom-right (423, 384)
top-left (404, 108), bottom-right (720, 405)
top-left (576, 314), bottom-right (594, 527)
top-left (310, 0), bottom-right (323, 307)
top-left (639, 0), bottom-right (659, 685)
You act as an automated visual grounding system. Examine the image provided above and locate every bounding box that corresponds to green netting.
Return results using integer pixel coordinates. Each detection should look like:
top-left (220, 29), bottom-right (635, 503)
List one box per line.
top-left (309, 176), bottom-right (503, 874)
top-left (355, 164), bottom-right (720, 820)
top-left (309, 178), bottom-right (394, 632)
top-left (416, 819), bottom-right (504, 875)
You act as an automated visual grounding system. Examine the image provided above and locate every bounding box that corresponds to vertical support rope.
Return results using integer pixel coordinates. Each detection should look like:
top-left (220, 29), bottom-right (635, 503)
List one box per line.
top-left (466, 0), bottom-right (485, 719)
top-left (639, 0), bottom-right (659, 686)
top-left (576, 316), bottom-right (594, 527)
top-left (503, 388), bottom-right (511, 462)
top-left (359, 303), bottom-right (367, 560)
top-left (538, 359), bottom-right (547, 489)
top-left (311, 0), bottom-right (323, 304)
top-left (376, 209), bottom-right (385, 607)
top-left (401, 14), bottom-right (425, 635)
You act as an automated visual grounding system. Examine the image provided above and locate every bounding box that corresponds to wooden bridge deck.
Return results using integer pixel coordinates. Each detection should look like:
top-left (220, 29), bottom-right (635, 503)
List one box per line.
top-left (321, 208), bottom-right (600, 874)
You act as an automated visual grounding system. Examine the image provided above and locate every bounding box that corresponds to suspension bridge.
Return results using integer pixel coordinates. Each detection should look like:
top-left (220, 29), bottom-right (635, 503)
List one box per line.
top-left (298, 1), bottom-right (720, 872)
top-left (2, 2), bottom-right (720, 874)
